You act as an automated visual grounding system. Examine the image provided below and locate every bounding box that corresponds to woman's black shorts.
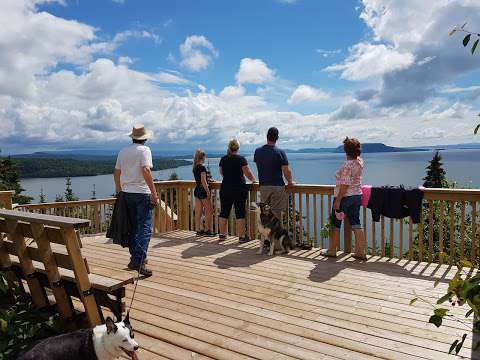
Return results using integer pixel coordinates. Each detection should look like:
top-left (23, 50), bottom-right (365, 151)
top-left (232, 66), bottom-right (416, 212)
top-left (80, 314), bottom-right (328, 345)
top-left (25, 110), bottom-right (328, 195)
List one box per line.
top-left (219, 186), bottom-right (247, 219)
top-left (194, 186), bottom-right (208, 200)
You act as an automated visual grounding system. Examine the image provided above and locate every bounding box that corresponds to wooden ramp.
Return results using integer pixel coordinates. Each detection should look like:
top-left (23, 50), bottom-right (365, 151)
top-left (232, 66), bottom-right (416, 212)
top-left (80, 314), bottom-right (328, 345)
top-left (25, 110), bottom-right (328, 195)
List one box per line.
top-left (81, 231), bottom-right (475, 360)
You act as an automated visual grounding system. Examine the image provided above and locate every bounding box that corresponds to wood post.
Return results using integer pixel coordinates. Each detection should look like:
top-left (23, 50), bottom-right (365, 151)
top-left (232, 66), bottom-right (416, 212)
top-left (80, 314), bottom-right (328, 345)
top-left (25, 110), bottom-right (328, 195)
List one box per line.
top-left (62, 227), bottom-right (101, 326)
top-left (6, 219), bottom-right (48, 308)
top-left (30, 223), bottom-right (74, 319)
top-left (0, 191), bottom-right (14, 210)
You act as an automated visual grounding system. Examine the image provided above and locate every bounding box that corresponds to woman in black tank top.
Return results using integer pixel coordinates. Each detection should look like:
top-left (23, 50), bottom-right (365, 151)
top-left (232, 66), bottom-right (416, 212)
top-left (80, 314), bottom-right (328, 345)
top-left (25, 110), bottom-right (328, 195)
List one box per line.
top-left (218, 139), bottom-right (256, 243)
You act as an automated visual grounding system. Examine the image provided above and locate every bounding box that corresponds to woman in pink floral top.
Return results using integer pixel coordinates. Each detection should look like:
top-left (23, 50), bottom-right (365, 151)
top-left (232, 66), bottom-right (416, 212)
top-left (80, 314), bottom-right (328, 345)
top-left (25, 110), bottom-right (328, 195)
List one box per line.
top-left (326, 137), bottom-right (366, 259)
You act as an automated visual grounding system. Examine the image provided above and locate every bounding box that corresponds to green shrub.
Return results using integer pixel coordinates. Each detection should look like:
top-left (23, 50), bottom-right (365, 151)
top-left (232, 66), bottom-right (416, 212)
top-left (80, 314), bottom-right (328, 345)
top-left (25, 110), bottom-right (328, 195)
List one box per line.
top-left (0, 271), bottom-right (62, 360)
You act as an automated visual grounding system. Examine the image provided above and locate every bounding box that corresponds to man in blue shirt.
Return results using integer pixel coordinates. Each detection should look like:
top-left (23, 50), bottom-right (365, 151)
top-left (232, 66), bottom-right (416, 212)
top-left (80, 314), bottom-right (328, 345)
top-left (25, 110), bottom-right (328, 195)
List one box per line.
top-left (254, 127), bottom-right (294, 220)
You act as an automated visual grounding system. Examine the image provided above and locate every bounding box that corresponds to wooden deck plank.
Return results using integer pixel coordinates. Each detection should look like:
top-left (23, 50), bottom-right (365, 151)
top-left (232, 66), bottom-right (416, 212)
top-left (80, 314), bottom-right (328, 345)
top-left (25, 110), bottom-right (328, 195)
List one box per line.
top-left (77, 232), bottom-right (472, 360)
top-left (82, 252), bottom-right (468, 359)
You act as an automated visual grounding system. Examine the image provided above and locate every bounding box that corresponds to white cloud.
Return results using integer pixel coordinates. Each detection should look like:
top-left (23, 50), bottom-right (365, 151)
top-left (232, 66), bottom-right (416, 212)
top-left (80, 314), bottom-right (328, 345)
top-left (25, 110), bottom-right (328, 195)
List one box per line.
top-left (179, 35), bottom-right (218, 72)
top-left (316, 49), bottom-right (341, 58)
top-left (219, 85), bottom-right (246, 99)
top-left (412, 128), bottom-right (446, 140)
top-left (324, 43), bottom-right (415, 81)
top-left (152, 72), bottom-right (191, 85)
top-left (0, 0), bottom-right (479, 154)
top-left (235, 58), bottom-right (276, 84)
top-left (287, 85), bottom-right (329, 105)
top-left (113, 29), bottom-right (161, 45)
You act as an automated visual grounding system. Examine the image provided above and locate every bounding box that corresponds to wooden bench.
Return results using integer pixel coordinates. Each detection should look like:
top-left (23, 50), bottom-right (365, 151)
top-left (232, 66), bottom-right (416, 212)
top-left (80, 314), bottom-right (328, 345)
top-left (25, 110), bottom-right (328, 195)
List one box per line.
top-left (0, 209), bottom-right (135, 326)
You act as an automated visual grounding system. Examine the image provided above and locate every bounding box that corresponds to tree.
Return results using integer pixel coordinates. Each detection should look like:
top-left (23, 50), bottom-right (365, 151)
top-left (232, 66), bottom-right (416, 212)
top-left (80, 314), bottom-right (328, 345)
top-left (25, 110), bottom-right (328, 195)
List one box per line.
top-left (0, 155), bottom-right (33, 204)
top-left (39, 187), bottom-right (46, 203)
top-left (90, 184), bottom-right (97, 200)
top-left (55, 194), bottom-right (64, 202)
top-left (168, 172), bottom-right (179, 181)
top-left (449, 24), bottom-right (480, 134)
top-left (423, 151), bottom-right (446, 188)
top-left (64, 176), bottom-right (79, 202)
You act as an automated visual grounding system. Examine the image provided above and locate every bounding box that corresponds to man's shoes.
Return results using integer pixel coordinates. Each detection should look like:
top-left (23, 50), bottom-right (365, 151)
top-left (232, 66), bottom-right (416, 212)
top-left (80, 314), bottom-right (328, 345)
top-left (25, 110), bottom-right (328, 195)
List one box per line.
top-left (196, 230), bottom-right (206, 236)
top-left (218, 234), bottom-right (227, 242)
top-left (128, 262), bottom-right (153, 277)
top-left (239, 236), bottom-right (251, 244)
top-left (204, 230), bottom-right (216, 237)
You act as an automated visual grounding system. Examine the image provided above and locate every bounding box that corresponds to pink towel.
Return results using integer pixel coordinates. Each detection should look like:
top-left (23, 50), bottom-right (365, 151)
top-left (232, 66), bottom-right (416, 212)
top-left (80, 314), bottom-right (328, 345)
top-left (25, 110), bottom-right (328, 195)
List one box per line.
top-left (361, 185), bottom-right (372, 208)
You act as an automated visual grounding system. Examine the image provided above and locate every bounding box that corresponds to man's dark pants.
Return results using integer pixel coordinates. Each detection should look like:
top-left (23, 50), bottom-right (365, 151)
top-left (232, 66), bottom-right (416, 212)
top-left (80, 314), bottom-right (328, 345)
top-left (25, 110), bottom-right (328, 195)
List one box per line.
top-left (124, 192), bottom-right (153, 267)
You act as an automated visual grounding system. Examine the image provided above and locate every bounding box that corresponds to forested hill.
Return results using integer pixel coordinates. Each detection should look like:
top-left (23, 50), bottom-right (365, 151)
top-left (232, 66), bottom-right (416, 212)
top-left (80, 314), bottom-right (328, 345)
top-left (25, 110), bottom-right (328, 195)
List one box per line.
top-left (8, 156), bottom-right (191, 178)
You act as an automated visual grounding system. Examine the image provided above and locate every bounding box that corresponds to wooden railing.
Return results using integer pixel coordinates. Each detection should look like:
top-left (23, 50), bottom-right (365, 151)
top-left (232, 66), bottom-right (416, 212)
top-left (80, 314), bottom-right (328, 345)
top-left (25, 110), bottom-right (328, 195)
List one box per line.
top-left (11, 182), bottom-right (480, 263)
top-left (15, 198), bottom-right (116, 234)
top-left (154, 180), bottom-right (480, 264)
top-left (15, 196), bottom-right (177, 236)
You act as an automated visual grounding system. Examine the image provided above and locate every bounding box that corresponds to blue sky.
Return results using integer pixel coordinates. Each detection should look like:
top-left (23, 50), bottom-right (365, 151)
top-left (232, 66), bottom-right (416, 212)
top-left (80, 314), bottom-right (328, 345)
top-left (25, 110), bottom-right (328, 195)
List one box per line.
top-left (1, 0), bottom-right (480, 154)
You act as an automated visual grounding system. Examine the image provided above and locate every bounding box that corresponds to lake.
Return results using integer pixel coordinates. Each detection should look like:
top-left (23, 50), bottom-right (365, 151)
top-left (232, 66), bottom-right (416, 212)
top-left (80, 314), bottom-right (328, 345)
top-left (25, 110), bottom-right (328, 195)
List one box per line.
top-left (21, 149), bottom-right (480, 203)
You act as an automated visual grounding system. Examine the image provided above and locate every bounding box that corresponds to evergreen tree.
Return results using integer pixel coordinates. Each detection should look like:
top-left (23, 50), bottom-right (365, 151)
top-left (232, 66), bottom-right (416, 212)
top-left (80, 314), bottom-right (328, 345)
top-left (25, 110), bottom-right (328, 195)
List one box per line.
top-left (0, 155), bottom-right (33, 204)
top-left (55, 194), bottom-right (64, 202)
top-left (39, 187), bottom-right (46, 203)
top-left (423, 151), bottom-right (446, 188)
top-left (168, 172), bottom-right (179, 181)
top-left (64, 176), bottom-right (79, 202)
top-left (90, 184), bottom-right (97, 200)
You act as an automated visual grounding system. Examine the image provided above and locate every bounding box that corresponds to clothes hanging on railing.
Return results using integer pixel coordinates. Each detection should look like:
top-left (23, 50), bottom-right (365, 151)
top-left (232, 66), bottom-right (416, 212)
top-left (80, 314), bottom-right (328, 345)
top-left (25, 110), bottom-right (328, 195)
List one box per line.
top-left (106, 191), bottom-right (132, 247)
top-left (367, 186), bottom-right (424, 224)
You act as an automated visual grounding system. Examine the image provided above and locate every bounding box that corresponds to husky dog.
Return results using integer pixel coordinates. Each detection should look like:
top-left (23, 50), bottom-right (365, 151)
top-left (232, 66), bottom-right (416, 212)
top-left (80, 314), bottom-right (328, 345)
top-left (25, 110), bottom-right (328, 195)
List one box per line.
top-left (251, 202), bottom-right (292, 255)
top-left (18, 315), bottom-right (139, 360)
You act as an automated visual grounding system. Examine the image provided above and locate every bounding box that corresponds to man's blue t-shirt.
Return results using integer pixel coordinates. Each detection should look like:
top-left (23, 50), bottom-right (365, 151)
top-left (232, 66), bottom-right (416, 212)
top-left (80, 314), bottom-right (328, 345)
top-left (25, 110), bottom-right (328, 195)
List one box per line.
top-left (254, 144), bottom-right (288, 186)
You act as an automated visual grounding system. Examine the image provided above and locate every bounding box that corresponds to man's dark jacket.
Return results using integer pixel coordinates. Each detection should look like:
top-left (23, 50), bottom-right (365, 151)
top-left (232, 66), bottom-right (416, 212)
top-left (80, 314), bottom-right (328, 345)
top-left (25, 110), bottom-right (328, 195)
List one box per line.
top-left (106, 191), bottom-right (131, 247)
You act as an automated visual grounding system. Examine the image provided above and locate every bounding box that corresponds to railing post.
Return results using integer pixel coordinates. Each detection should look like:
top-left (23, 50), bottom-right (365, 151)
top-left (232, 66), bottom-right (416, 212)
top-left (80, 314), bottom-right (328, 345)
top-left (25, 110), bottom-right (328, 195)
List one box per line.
top-left (0, 191), bottom-right (14, 210)
top-left (344, 217), bottom-right (352, 253)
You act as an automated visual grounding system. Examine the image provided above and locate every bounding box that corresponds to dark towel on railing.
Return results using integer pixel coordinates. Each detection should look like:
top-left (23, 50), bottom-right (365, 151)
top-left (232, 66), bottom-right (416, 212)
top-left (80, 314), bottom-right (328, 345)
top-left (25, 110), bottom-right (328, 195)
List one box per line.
top-left (367, 186), bottom-right (424, 224)
top-left (106, 191), bottom-right (132, 247)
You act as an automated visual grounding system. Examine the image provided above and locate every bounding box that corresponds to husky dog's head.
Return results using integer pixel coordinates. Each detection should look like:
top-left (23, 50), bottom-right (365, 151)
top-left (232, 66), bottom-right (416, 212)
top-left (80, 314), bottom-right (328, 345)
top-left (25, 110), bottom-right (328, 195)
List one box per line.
top-left (250, 202), bottom-right (273, 217)
top-left (102, 314), bottom-right (139, 360)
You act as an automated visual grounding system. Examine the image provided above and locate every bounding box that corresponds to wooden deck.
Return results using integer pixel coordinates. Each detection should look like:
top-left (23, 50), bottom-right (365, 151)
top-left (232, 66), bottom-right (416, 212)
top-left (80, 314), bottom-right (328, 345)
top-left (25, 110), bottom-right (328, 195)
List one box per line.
top-left (80, 231), bottom-right (477, 360)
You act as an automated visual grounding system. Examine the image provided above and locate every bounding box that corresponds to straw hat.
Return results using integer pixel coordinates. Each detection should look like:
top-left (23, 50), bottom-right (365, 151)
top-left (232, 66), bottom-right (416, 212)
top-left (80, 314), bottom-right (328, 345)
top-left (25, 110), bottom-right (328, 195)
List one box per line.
top-left (128, 124), bottom-right (153, 140)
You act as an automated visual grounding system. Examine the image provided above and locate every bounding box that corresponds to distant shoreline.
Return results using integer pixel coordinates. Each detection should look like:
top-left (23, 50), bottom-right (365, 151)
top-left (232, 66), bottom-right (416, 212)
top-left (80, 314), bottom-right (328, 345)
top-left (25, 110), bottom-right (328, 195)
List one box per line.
top-left (6, 156), bottom-right (191, 179)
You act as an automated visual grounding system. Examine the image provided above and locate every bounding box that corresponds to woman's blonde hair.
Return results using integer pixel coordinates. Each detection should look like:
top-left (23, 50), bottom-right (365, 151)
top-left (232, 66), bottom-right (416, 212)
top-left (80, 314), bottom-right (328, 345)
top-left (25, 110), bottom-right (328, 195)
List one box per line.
top-left (227, 138), bottom-right (240, 155)
top-left (193, 149), bottom-right (206, 170)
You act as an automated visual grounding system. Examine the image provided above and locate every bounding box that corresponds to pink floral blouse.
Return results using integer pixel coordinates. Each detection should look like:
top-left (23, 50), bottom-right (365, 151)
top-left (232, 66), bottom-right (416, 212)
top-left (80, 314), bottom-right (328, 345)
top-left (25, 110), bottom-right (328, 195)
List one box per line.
top-left (334, 158), bottom-right (364, 197)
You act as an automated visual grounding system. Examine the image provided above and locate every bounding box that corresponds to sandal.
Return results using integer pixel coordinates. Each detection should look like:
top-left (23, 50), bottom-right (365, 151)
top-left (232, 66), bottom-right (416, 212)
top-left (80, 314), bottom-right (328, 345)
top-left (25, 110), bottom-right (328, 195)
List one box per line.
top-left (218, 234), bottom-right (227, 242)
top-left (321, 249), bottom-right (338, 257)
top-left (353, 253), bottom-right (367, 261)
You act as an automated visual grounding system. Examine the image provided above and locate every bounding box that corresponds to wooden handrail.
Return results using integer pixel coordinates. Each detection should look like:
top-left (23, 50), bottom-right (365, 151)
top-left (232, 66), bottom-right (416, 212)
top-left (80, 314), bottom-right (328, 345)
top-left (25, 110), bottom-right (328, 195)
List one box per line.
top-left (15, 198), bottom-right (116, 209)
top-left (0, 209), bottom-right (90, 229)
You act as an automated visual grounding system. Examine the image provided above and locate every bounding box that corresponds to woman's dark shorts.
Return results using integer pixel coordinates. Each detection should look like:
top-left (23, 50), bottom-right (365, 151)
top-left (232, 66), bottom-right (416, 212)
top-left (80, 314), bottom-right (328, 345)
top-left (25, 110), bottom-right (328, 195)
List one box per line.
top-left (220, 186), bottom-right (247, 219)
top-left (331, 195), bottom-right (362, 230)
top-left (194, 186), bottom-right (208, 200)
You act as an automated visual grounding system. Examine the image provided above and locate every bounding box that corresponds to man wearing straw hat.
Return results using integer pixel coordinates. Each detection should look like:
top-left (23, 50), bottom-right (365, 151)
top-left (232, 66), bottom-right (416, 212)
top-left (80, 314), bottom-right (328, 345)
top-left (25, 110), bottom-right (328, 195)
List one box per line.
top-left (114, 124), bottom-right (159, 276)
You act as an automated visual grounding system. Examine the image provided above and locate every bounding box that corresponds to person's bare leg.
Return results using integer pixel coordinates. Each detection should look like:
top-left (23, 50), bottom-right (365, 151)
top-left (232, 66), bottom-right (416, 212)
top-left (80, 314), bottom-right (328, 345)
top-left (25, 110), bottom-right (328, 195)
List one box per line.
top-left (202, 199), bottom-right (214, 232)
top-left (353, 229), bottom-right (366, 259)
top-left (219, 217), bottom-right (228, 236)
top-left (236, 218), bottom-right (246, 238)
top-left (326, 229), bottom-right (340, 256)
top-left (195, 198), bottom-right (203, 232)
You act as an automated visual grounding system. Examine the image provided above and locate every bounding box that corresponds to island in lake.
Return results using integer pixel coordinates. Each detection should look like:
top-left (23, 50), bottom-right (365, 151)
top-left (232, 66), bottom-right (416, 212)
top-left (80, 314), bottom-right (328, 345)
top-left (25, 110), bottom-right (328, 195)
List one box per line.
top-left (7, 153), bottom-right (191, 178)
top-left (286, 143), bottom-right (428, 154)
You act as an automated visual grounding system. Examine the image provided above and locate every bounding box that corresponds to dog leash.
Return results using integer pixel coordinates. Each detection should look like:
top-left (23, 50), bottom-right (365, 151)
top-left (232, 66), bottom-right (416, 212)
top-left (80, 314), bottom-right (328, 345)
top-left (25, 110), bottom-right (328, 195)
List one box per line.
top-left (126, 243), bottom-right (146, 317)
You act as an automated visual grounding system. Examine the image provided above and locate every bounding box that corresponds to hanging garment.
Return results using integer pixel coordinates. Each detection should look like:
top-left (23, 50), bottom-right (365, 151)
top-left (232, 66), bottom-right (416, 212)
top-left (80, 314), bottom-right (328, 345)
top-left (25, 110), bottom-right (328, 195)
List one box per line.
top-left (106, 191), bottom-right (132, 247)
top-left (367, 186), bottom-right (424, 224)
